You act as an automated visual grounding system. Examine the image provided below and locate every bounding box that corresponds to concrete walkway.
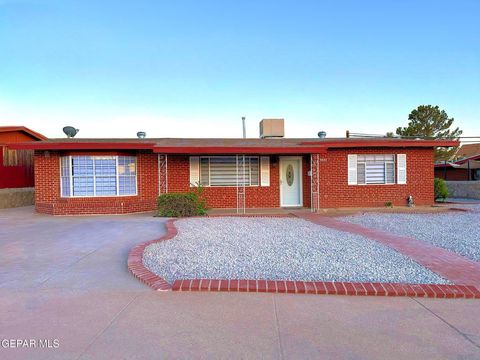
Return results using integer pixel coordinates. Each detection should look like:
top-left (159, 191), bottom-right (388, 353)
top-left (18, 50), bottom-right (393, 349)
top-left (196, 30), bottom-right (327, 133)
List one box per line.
top-left (1, 207), bottom-right (480, 359)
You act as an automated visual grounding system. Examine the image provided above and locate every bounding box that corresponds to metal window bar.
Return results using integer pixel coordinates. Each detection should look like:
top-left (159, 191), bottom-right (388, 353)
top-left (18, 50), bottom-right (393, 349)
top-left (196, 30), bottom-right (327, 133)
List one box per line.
top-left (158, 154), bottom-right (168, 195)
top-left (310, 154), bottom-right (320, 212)
top-left (236, 154), bottom-right (246, 214)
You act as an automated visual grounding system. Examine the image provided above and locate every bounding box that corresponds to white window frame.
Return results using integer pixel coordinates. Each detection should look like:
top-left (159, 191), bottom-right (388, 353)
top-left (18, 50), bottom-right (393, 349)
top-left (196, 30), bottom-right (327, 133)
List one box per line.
top-left (60, 155), bottom-right (138, 197)
top-left (196, 156), bottom-right (260, 187)
top-left (350, 154), bottom-right (397, 185)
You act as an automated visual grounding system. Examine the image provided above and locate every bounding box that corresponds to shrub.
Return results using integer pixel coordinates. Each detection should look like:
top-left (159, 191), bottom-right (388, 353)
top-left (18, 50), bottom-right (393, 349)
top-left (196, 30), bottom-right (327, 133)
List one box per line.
top-left (157, 190), bottom-right (207, 217)
top-left (434, 177), bottom-right (449, 201)
top-left (384, 201), bottom-right (393, 208)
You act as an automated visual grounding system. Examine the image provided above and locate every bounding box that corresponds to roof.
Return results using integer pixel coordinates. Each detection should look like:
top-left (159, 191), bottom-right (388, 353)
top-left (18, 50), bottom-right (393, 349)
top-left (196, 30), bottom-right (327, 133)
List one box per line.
top-left (454, 143), bottom-right (480, 160)
top-left (8, 137), bottom-right (460, 154)
top-left (435, 153), bottom-right (480, 168)
top-left (0, 126), bottom-right (48, 141)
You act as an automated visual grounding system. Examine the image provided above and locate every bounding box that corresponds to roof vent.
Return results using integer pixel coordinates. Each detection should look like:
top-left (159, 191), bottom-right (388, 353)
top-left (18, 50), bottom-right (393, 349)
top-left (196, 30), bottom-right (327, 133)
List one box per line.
top-left (63, 126), bottom-right (79, 138)
top-left (318, 131), bottom-right (326, 139)
top-left (259, 119), bottom-right (284, 139)
top-left (137, 131), bottom-right (146, 139)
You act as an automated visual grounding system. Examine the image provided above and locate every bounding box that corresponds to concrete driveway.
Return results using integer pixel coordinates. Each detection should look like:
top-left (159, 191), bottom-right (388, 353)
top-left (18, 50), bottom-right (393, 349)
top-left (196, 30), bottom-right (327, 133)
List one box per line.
top-left (1, 207), bottom-right (480, 359)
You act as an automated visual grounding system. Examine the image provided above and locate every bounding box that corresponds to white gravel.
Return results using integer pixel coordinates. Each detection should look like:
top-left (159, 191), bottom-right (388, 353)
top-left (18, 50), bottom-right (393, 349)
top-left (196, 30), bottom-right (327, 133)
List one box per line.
top-left (143, 217), bottom-right (448, 284)
top-left (343, 209), bottom-right (480, 262)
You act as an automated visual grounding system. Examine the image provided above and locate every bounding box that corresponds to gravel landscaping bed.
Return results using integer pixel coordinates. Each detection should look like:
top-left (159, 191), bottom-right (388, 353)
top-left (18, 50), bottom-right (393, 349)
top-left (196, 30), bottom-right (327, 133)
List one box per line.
top-left (343, 210), bottom-right (480, 262)
top-left (143, 217), bottom-right (448, 284)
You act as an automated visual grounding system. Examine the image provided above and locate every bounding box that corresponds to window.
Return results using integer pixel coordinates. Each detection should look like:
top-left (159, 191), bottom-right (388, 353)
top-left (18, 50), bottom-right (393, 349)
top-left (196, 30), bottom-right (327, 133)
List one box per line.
top-left (60, 155), bottom-right (136, 197)
top-left (197, 156), bottom-right (260, 186)
top-left (356, 154), bottom-right (395, 184)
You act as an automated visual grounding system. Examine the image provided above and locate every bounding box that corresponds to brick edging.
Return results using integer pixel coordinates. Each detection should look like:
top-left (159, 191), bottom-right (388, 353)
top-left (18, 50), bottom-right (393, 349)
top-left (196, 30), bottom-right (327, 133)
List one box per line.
top-left (127, 218), bottom-right (178, 291)
top-left (171, 279), bottom-right (480, 299)
top-left (128, 216), bottom-right (480, 298)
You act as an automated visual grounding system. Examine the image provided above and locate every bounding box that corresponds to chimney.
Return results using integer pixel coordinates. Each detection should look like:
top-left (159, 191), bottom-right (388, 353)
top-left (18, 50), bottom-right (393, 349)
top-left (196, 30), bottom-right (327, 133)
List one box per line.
top-left (259, 119), bottom-right (284, 139)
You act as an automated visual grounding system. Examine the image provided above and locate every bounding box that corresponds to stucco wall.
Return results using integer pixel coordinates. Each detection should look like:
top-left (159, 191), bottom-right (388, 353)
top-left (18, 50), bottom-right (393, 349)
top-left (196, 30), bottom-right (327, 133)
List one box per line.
top-left (0, 187), bottom-right (35, 209)
top-left (446, 181), bottom-right (480, 199)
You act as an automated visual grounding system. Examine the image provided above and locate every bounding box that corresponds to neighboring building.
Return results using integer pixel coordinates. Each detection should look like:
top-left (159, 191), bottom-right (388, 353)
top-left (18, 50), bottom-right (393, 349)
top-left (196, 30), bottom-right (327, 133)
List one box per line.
top-left (11, 119), bottom-right (458, 215)
top-left (435, 154), bottom-right (480, 181)
top-left (0, 126), bottom-right (47, 189)
top-left (453, 143), bottom-right (480, 160)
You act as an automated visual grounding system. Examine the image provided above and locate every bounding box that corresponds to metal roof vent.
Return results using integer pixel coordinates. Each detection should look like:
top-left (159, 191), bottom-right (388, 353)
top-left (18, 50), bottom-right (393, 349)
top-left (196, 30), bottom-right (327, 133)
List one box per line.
top-left (318, 131), bottom-right (327, 139)
top-left (137, 131), bottom-right (146, 139)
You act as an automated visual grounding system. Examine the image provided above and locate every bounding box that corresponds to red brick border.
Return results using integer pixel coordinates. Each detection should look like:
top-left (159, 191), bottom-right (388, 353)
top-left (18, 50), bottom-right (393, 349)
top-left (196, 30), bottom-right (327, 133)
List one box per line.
top-left (171, 279), bottom-right (480, 299)
top-left (127, 216), bottom-right (480, 298)
top-left (127, 218), bottom-right (178, 291)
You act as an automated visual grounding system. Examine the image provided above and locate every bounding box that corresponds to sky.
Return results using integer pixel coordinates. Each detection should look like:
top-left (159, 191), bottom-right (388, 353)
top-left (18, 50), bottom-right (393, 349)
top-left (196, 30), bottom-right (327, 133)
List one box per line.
top-left (0, 0), bottom-right (479, 139)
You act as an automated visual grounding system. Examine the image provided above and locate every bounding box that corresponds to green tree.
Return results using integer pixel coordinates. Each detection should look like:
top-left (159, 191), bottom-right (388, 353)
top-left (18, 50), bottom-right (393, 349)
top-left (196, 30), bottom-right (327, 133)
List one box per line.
top-left (396, 105), bottom-right (462, 161)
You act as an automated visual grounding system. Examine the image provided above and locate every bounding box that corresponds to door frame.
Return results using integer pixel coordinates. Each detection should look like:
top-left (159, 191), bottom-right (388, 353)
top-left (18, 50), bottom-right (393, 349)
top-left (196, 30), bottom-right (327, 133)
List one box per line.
top-left (279, 156), bottom-right (303, 207)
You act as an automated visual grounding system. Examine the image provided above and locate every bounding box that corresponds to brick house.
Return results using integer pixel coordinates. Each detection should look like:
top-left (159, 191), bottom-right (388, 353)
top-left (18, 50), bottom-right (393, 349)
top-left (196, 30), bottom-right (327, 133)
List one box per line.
top-left (434, 144), bottom-right (480, 181)
top-left (435, 154), bottom-right (480, 181)
top-left (11, 120), bottom-right (458, 215)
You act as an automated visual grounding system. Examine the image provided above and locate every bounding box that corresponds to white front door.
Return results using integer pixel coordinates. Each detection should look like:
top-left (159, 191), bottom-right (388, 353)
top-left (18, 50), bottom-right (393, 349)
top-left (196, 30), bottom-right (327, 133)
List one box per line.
top-left (280, 157), bottom-right (302, 207)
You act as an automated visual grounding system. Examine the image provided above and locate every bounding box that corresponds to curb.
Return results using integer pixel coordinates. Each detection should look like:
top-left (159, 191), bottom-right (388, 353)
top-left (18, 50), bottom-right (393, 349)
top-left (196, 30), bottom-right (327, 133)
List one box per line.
top-left (171, 279), bottom-right (480, 299)
top-left (127, 216), bottom-right (480, 298)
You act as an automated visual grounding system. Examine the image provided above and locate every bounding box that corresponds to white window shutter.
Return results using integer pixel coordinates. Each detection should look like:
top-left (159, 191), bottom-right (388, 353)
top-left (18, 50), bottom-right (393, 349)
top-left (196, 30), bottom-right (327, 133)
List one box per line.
top-left (260, 156), bottom-right (270, 186)
top-left (347, 155), bottom-right (358, 185)
top-left (397, 154), bottom-right (407, 184)
top-left (189, 156), bottom-right (200, 186)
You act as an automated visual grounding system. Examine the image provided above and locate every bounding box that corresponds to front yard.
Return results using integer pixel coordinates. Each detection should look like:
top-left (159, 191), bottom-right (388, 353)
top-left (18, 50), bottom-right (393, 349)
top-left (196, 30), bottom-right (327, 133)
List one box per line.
top-left (343, 205), bottom-right (480, 262)
top-left (143, 217), bottom-right (449, 284)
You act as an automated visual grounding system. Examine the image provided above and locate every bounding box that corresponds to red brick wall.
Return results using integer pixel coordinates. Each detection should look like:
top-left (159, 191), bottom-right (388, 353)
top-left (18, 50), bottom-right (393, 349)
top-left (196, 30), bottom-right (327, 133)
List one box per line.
top-left (318, 148), bottom-right (435, 207)
top-left (34, 150), bottom-right (158, 215)
top-left (434, 167), bottom-right (471, 181)
top-left (167, 155), bottom-right (312, 209)
top-left (33, 148), bottom-right (434, 215)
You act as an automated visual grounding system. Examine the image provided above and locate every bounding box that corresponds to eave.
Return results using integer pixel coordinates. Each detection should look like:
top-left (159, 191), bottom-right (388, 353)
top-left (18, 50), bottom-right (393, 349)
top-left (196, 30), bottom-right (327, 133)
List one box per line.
top-left (8, 138), bottom-right (460, 153)
top-left (152, 146), bottom-right (328, 154)
top-left (301, 140), bottom-right (460, 148)
top-left (8, 142), bottom-right (156, 150)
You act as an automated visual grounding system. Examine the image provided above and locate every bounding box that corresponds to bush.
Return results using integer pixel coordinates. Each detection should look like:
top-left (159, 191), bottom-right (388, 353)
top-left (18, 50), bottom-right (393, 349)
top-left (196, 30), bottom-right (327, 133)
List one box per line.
top-left (434, 177), bottom-right (449, 201)
top-left (384, 201), bottom-right (393, 208)
top-left (157, 190), bottom-right (207, 217)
